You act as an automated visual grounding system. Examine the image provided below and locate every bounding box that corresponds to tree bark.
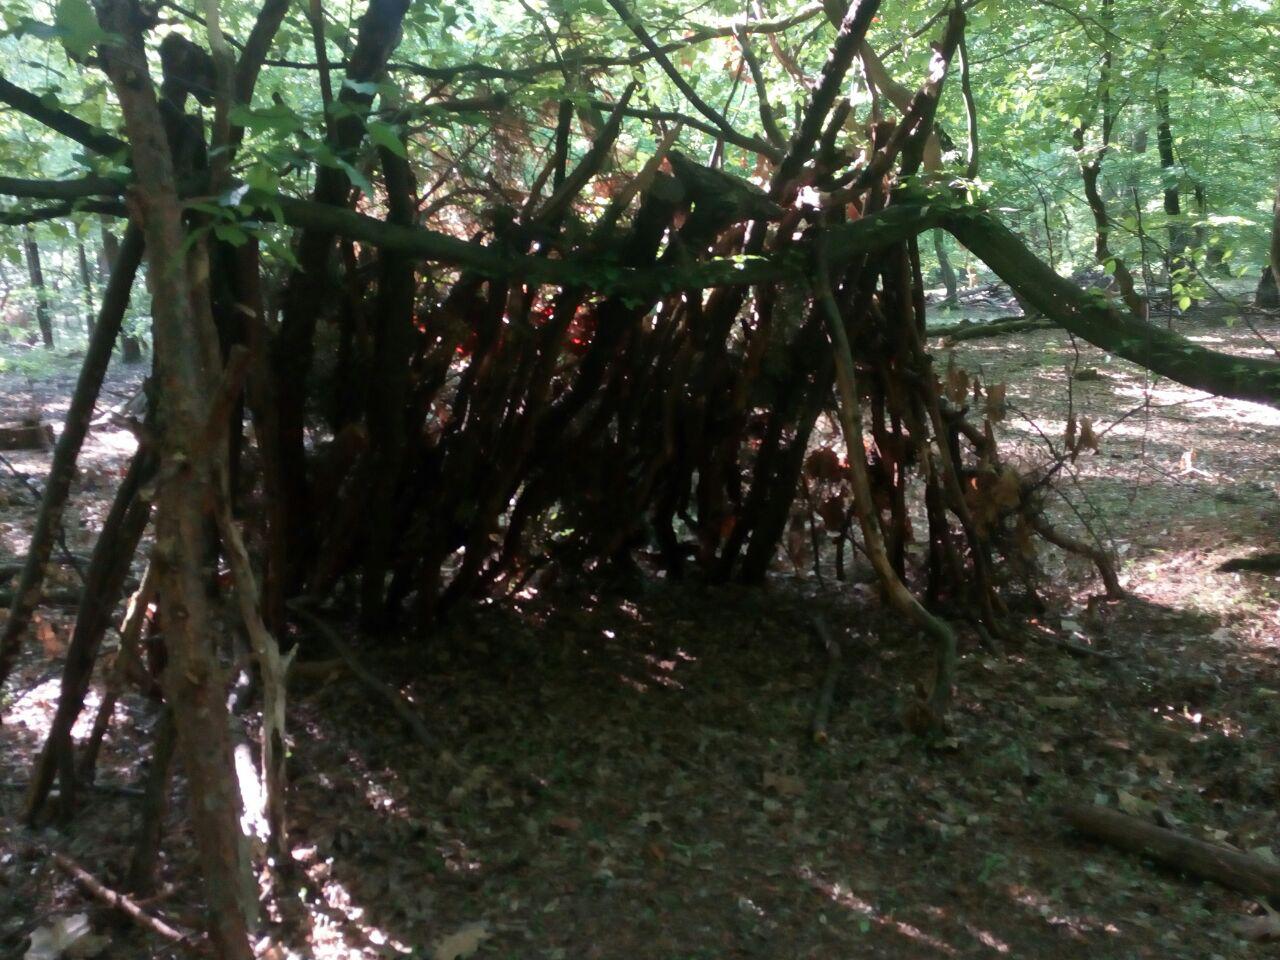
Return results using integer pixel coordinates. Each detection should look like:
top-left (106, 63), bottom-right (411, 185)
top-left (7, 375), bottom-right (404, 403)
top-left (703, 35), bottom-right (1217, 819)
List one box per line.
top-left (77, 241), bottom-right (95, 338)
top-left (0, 225), bottom-right (144, 694)
top-left (1259, 173), bottom-right (1280, 309)
top-left (272, 0), bottom-right (412, 592)
top-left (944, 206), bottom-right (1280, 406)
top-left (96, 1), bottom-right (258, 954)
top-left (1061, 803), bottom-right (1280, 899)
top-left (23, 225), bottom-right (53, 347)
top-left (99, 223), bottom-right (144, 362)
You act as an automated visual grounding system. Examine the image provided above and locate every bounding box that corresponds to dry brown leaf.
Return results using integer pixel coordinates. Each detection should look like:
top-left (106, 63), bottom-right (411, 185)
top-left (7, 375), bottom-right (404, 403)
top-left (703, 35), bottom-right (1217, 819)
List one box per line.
top-left (763, 771), bottom-right (805, 797)
top-left (945, 357), bottom-right (970, 406)
top-left (35, 616), bottom-right (62, 658)
top-left (1116, 789), bottom-right (1157, 819)
top-left (986, 382), bottom-right (1007, 422)
top-left (992, 467), bottom-right (1021, 510)
top-left (1078, 417), bottom-right (1098, 453)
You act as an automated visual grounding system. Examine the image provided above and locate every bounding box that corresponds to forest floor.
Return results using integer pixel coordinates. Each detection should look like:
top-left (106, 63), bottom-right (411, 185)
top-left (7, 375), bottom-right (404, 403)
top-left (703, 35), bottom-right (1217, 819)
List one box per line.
top-left (2, 298), bottom-right (1279, 959)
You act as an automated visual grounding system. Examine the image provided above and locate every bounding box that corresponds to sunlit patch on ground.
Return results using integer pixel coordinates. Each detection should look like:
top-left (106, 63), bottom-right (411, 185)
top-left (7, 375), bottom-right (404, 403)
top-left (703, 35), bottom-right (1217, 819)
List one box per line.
top-left (5, 678), bottom-right (103, 742)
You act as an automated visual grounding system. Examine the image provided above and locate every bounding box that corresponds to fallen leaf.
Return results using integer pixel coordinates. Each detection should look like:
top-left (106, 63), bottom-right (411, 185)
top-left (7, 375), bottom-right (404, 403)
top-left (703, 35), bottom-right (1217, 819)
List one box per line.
top-left (1117, 790), bottom-right (1156, 819)
top-left (432, 921), bottom-right (491, 960)
top-left (1035, 696), bottom-right (1080, 710)
top-left (1234, 914), bottom-right (1280, 942)
top-left (35, 616), bottom-right (63, 657)
top-left (24, 914), bottom-right (107, 960)
top-left (763, 771), bottom-right (805, 797)
top-left (548, 815), bottom-right (581, 835)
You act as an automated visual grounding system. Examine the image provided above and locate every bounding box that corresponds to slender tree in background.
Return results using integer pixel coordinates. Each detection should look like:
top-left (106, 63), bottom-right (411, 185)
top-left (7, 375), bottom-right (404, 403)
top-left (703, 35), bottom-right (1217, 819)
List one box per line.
top-left (76, 240), bottom-right (94, 337)
top-left (96, 224), bottom-right (143, 361)
top-left (1260, 173), bottom-right (1280, 308)
top-left (22, 225), bottom-right (53, 347)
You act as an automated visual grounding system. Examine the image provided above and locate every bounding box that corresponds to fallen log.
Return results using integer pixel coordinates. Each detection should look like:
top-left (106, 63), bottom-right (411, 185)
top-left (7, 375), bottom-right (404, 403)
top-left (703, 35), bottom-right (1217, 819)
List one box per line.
top-left (1059, 802), bottom-right (1280, 899)
top-left (0, 586), bottom-right (85, 607)
top-left (0, 418), bottom-right (54, 450)
top-left (930, 316), bottom-right (1057, 342)
top-left (1030, 632), bottom-right (1117, 661)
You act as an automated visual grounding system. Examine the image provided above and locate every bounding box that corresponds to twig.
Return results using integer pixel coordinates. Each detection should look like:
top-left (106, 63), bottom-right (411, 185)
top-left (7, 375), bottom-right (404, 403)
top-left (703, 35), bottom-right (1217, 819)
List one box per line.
top-left (1024, 627), bottom-right (1117, 661)
top-left (288, 603), bottom-right (435, 750)
top-left (49, 851), bottom-right (193, 943)
top-left (809, 614), bottom-right (842, 745)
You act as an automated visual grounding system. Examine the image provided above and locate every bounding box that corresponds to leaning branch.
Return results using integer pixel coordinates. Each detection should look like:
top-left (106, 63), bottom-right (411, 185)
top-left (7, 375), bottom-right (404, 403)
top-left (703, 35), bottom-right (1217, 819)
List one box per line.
top-left (289, 604), bottom-right (435, 750)
top-left (2, 172), bottom-right (1277, 408)
top-left (943, 207), bottom-right (1280, 407)
top-left (0, 75), bottom-right (127, 156)
top-left (381, 4), bottom-right (824, 84)
top-left (605, 0), bottom-right (741, 142)
top-left (50, 851), bottom-right (193, 943)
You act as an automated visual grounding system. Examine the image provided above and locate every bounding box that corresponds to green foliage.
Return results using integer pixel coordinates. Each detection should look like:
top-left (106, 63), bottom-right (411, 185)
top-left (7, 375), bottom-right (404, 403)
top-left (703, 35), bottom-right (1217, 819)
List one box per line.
top-left (1, 0), bottom-right (1279, 344)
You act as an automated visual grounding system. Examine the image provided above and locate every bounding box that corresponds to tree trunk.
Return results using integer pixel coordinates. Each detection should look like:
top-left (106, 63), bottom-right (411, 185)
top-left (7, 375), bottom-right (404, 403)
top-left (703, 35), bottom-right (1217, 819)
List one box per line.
top-left (944, 207), bottom-right (1280, 405)
top-left (1261, 268), bottom-right (1280, 309)
top-left (77, 241), bottom-right (95, 338)
top-left (0, 226), bottom-right (145, 693)
top-left (359, 128), bottom-right (418, 631)
top-left (97, 1), bottom-right (258, 954)
top-left (100, 224), bottom-right (144, 362)
top-left (1259, 174), bottom-right (1280, 309)
top-left (933, 230), bottom-right (958, 307)
top-left (23, 226), bottom-right (54, 348)
top-left (1072, 0), bottom-right (1144, 318)
top-left (272, 0), bottom-right (413, 592)
top-left (1155, 86), bottom-right (1185, 257)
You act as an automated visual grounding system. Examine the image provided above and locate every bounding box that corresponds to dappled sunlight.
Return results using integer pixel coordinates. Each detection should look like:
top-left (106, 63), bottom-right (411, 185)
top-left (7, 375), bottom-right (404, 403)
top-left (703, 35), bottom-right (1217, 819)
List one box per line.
top-left (4, 0), bottom-right (1280, 955)
top-left (286, 848), bottom-right (415, 960)
top-left (5, 678), bottom-right (102, 742)
top-left (1005, 885), bottom-right (1121, 939)
top-left (798, 865), bottom-right (960, 955)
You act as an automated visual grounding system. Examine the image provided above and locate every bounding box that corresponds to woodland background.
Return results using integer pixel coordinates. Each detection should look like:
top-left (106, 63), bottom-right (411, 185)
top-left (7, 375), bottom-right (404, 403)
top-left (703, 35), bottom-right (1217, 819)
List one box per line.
top-left (1, 0), bottom-right (1279, 957)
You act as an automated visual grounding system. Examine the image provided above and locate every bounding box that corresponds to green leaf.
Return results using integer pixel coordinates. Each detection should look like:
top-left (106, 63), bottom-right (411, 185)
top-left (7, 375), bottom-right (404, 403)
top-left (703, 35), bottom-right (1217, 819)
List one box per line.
top-left (336, 158), bottom-right (375, 199)
top-left (213, 222), bottom-right (249, 246)
top-left (229, 103), bottom-right (304, 136)
top-left (55, 0), bottom-right (107, 60)
top-left (366, 119), bottom-right (408, 158)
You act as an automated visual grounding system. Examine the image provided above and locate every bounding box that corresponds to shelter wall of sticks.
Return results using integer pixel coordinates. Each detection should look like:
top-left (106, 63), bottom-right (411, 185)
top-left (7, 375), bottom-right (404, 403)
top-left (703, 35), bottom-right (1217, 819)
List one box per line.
top-left (2, 0), bottom-right (1279, 955)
